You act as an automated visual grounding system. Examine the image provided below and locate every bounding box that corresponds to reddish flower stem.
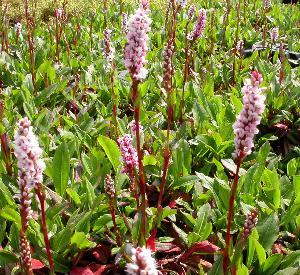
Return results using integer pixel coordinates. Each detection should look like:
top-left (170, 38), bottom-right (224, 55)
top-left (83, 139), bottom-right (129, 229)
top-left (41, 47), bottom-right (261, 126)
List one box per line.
top-left (209, 10), bottom-right (215, 56)
top-left (24, 0), bottom-right (35, 88)
top-left (223, 154), bottom-right (243, 273)
top-left (130, 177), bottom-right (140, 207)
top-left (35, 183), bottom-right (54, 272)
top-left (1, 134), bottom-right (12, 176)
top-left (109, 201), bottom-right (123, 247)
top-left (232, 0), bottom-right (241, 86)
top-left (179, 23), bottom-right (190, 122)
top-left (132, 80), bottom-right (147, 244)
top-left (157, 105), bottom-right (173, 211)
top-left (111, 70), bottom-right (119, 140)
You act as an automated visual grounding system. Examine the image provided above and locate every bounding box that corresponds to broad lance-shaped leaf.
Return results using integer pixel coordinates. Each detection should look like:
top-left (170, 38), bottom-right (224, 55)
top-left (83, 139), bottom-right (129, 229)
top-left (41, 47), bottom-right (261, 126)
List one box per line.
top-left (98, 135), bottom-right (121, 171)
top-left (257, 213), bottom-right (279, 251)
top-left (52, 142), bottom-right (70, 197)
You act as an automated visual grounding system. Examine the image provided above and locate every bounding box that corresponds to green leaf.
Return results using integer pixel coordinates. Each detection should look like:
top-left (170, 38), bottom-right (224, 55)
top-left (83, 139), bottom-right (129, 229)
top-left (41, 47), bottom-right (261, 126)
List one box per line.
top-left (0, 179), bottom-right (15, 207)
top-left (52, 142), bottom-right (70, 197)
top-left (172, 223), bottom-right (188, 246)
top-left (52, 228), bottom-right (72, 253)
top-left (257, 142), bottom-right (270, 164)
top-left (93, 214), bottom-right (112, 232)
top-left (82, 153), bottom-right (92, 176)
top-left (253, 238), bottom-right (266, 266)
top-left (194, 203), bottom-right (212, 242)
top-left (287, 158), bottom-right (299, 177)
top-left (280, 250), bottom-right (300, 269)
top-left (143, 155), bottom-right (157, 166)
top-left (66, 188), bottom-right (81, 207)
top-left (8, 223), bottom-right (19, 251)
top-left (262, 254), bottom-right (283, 274)
top-left (257, 213), bottom-right (279, 251)
top-left (242, 163), bottom-right (264, 196)
top-left (98, 135), bottom-right (121, 171)
top-left (262, 169), bottom-right (281, 210)
top-left (208, 255), bottom-right (223, 275)
top-left (70, 232), bottom-right (96, 250)
top-left (0, 251), bottom-right (18, 266)
top-left (83, 178), bottom-right (96, 208)
top-left (273, 268), bottom-right (300, 275)
top-left (132, 212), bottom-right (142, 243)
top-left (0, 219), bottom-right (6, 244)
top-left (0, 206), bottom-right (21, 230)
top-left (247, 234), bottom-right (256, 267)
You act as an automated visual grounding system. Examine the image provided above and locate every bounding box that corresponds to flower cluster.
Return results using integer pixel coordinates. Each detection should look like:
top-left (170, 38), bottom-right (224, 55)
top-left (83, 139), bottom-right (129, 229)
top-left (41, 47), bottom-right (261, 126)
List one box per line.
top-left (15, 22), bottom-right (22, 35)
top-left (140, 0), bottom-right (150, 13)
top-left (105, 174), bottom-right (115, 199)
top-left (20, 233), bottom-right (33, 273)
top-left (236, 39), bottom-right (244, 52)
top-left (271, 27), bottom-right (279, 42)
top-left (162, 38), bottom-right (175, 92)
top-left (118, 134), bottom-right (138, 178)
top-left (122, 12), bottom-right (128, 34)
top-left (188, 9), bottom-right (206, 41)
top-left (130, 120), bottom-right (143, 135)
top-left (242, 209), bottom-right (258, 239)
top-left (177, 0), bottom-right (187, 8)
top-left (103, 29), bottom-right (115, 72)
top-left (124, 6), bottom-right (151, 81)
top-left (233, 71), bottom-right (266, 158)
top-left (263, 0), bottom-right (271, 9)
top-left (14, 118), bottom-right (45, 228)
top-left (55, 8), bottom-right (63, 20)
top-left (188, 4), bottom-right (196, 20)
top-left (125, 247), bottom-right (158, 275)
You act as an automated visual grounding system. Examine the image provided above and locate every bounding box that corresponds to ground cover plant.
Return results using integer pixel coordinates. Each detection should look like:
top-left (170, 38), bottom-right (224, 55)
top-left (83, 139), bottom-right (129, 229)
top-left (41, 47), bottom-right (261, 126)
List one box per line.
top-left (0, 0), bottom-right (300, 274)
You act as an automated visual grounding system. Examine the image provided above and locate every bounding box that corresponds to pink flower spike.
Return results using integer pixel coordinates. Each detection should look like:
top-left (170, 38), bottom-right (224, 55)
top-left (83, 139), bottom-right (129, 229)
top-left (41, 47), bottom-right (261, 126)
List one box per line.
top-left (188, 4), bottom-right (196, 20)
top-left (117, 134), bottom-right (138, 178)
top-left (122, 12), bottom-right (128, 34)
top-left (124, 6), bottom-right (151, 81)
top-left (103, 29), bottom-right (115, 72)
top-left (125, 246), bottom-right (158, 275)
top-left (140, 0), bottom-right (150, 13)
top-left (130, 120), bottom-right (143, 135)
top-left (233, 71), bottom-right (267, 159)
top-left (270, 27), bottom-right (279, 42)
top-left (188, 8), bottom-right (206, 41)
top-left (14, 117), bottom-right (45, 229)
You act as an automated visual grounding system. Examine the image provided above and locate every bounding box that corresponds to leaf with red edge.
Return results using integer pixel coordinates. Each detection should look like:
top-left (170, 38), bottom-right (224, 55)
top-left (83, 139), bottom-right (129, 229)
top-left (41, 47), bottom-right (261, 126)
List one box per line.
top-left (179, 241), bottom-right (220, 262)
top-left (32, 258), bottom-right (45, 270)
top-left (155, 242), bottom-right (181, 254)
top-left (159, 261), bottom-right (186, 275)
